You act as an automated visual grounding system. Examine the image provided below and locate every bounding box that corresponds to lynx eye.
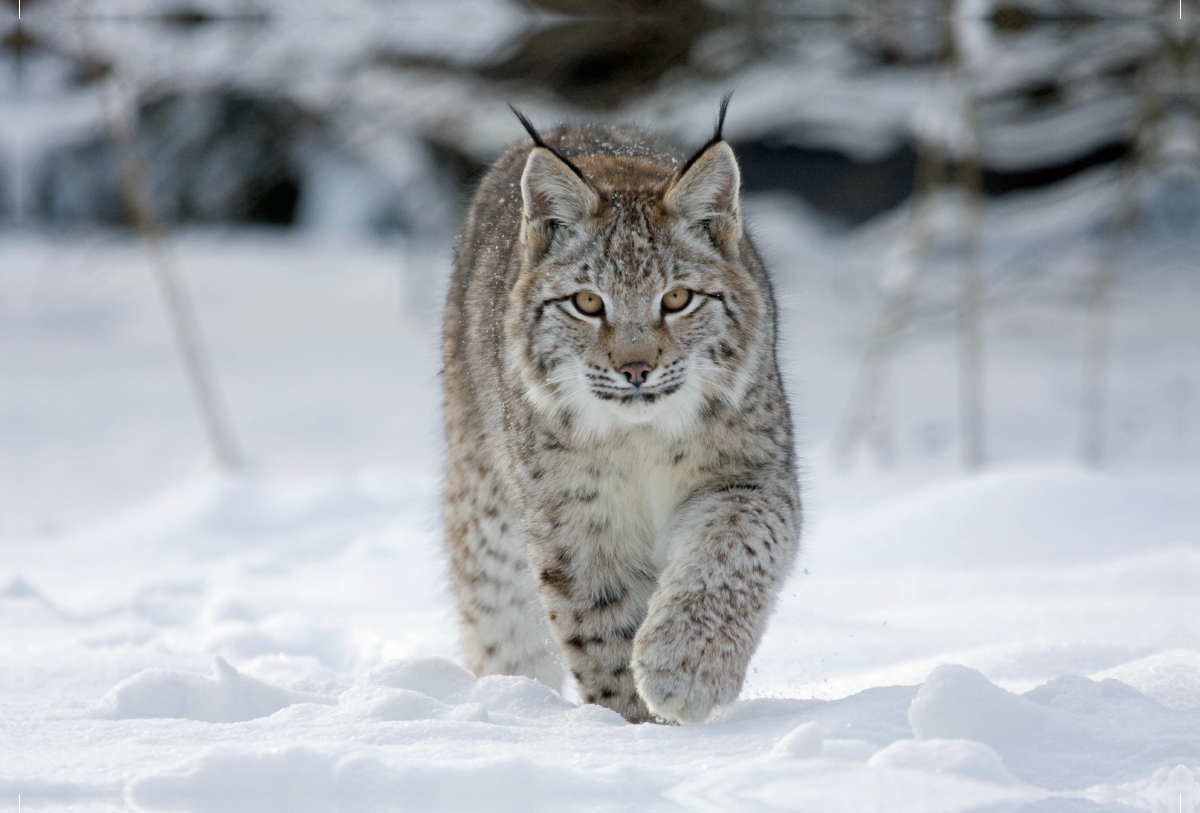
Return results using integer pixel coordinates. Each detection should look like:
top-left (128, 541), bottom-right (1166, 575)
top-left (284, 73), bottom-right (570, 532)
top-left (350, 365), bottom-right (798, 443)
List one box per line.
top-left (572, 291), bottom-right (605, 316)
top-left (661, 287), bottom-right (693, 314)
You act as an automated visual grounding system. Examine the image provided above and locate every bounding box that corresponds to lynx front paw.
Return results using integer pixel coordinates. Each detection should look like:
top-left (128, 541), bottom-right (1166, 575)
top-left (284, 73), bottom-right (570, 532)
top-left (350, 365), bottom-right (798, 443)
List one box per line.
top-left (633, 666), bottom-right (729, 725)
top-left (631, 626), bottom-right (744, 725)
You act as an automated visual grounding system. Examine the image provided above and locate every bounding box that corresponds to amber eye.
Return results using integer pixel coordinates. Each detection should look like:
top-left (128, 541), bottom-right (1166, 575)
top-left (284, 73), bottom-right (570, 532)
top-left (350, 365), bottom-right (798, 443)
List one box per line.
top-left (572, 291), bottom-right (605, 316)
top-left (661, 287), bottom-right (693, 314)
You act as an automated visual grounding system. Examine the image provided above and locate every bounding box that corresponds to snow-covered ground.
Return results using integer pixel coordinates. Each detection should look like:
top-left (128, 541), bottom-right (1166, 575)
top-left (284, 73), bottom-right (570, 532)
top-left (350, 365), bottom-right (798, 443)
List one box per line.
top-left (3, 175), bottom-right (1199, 812)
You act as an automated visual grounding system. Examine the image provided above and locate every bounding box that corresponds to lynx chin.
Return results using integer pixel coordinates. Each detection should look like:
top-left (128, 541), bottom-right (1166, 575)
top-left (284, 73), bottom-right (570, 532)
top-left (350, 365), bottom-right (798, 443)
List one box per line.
top-left (443, 99), bottom-right (800, 724)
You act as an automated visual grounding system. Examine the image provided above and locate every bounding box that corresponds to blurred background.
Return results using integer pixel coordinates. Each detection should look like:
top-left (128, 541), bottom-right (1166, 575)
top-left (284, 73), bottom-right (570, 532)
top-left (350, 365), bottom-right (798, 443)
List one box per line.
top-left (2, 0), bottom-right (1197, 541)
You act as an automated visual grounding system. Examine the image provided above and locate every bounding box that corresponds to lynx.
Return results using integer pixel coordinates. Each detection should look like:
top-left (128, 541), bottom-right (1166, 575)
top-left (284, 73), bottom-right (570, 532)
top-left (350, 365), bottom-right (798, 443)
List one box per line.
top-left (443, 100), bottom-right (800, 724)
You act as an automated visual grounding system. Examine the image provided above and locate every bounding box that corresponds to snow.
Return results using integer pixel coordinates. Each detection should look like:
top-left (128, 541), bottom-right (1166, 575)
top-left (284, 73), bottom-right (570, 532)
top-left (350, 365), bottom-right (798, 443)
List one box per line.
top-left (667, 748), bottom-right (1045, 813)
top-left (3, 171), bottom-right (1198, 811)
top-left (908, 665), bottom-right (1050, 745)
top-left (4, 0), bottom-right (1199, 808)
top-left (92, 657), bottom-right (336, 724)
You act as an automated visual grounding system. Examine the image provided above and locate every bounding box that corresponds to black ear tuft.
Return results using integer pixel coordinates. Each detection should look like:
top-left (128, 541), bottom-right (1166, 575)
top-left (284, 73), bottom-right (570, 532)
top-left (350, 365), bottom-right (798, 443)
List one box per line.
top-left (509, 104), bottom-right (547, 149)
top-left (508, 104), bottom-right (587, 182)
top-left (714, 89), bottom-right (734, 143)
top-left (680, 90), bottom-right (735, 177)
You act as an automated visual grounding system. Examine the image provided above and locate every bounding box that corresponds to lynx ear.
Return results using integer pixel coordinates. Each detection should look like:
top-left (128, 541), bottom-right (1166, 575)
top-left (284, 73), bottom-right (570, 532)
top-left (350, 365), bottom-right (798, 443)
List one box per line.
top-left (520, 147), bottom-right (599, 260)
top-left (664, 141), bottom-right (742, 255)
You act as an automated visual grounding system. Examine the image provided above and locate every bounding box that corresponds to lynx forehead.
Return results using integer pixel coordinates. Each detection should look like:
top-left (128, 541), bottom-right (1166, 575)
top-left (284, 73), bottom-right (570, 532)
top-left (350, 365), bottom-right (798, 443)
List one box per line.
top-left (444, 101), bottom-right (801, 725)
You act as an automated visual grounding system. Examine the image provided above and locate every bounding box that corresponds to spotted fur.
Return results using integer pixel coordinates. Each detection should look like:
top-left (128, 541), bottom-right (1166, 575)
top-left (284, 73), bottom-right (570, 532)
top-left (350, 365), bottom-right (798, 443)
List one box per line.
top-left (443, 118), bottom-right (800, 724)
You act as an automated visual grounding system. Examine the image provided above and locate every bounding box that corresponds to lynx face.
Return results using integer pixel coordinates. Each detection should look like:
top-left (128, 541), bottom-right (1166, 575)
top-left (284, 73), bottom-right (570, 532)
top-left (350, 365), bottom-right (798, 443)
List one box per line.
top-left (507, 143), bottom-right (765, 436)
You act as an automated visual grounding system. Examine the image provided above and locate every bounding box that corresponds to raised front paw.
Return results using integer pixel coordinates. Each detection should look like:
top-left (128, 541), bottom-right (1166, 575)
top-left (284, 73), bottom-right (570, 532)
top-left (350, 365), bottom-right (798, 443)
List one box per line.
top-left (630, 620), bottom-right (746, 725)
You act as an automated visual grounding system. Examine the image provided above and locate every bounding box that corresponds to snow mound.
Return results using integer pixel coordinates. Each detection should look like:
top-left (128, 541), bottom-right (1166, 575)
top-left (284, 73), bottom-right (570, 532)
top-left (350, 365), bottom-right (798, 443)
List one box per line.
top-left (771, 721), bottom-right (823, 757)
top-left (671, 667), bottom-right (1200, 812)
top-left (908, 666), bottom-right (1200, 791)
top-left (339, 684), bottom-right (488, 724)
top-left (769, 720), bottom-right (879, 761)
top-left (867, 738), bottom-right (1022, 786)
top-left (0, 576), bottom-right (74, 624)
top-left (92, 657), bottom-right (335, 723)
top-left (1083, 764), bottom-right (1200, 813)
top-left (2, 576), bottom-right (40, 598)
top-left (354, 657), bottom-right (573, 720)
top-left (1091, 650), bottom-right (1200, 711)
top-left (1023, 673), bottom-right (1150, 712)
top-left (908, 665), bottom-right (1049, 745)
top-left (363, 657), bottom-right (477, 702)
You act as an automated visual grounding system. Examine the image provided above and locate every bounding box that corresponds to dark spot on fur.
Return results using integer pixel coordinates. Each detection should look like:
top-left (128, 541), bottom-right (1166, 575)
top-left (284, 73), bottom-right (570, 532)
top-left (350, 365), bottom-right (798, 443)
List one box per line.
top-left (718, 482), bottom-right (760, 494)
top-left (586, 517), bottom-right (611, 535)
top-left (590, 582), bottom-right (628, 611)
top-left (469, 596), bottom-right (498, 614)
top-left (599, 688), bottom-right (616, 699)
top-left (540, 566), bottom-right (573, 597)
top-left (700, 397), bottom-right (724, 422)
top-left (616, 621), bottom-right (639, 641)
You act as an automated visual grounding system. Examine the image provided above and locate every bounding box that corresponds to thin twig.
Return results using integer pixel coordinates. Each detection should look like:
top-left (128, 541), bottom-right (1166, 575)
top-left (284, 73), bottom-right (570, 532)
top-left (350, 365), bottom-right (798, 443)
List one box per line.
top-left (955, 64), bottom-right (986, 470)
top-left (100, 76), bottom-right (245, 472)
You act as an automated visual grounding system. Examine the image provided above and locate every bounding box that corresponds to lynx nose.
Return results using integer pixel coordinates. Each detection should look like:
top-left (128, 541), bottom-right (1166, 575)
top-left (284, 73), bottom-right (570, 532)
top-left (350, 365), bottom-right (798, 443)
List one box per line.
top-left (619, 361), bottom-right (652, 386)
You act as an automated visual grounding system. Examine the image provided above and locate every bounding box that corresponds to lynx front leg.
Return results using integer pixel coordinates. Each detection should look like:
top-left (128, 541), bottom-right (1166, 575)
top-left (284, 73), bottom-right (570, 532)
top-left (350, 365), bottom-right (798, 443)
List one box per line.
top-left (528, 529), bottom-right (659, 723)
top-left (632, 479), bottom-right (800, 724)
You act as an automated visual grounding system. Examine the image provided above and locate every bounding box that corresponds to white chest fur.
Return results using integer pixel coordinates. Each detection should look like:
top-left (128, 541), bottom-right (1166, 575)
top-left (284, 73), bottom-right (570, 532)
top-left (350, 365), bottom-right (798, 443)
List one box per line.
top-left (575, 428), bottom-right (702, 569)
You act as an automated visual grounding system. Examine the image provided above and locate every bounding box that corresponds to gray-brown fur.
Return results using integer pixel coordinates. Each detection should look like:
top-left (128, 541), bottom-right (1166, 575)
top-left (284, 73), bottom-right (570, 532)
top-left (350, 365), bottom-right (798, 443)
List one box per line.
top-left (443, 120), bottom-right (800, 724)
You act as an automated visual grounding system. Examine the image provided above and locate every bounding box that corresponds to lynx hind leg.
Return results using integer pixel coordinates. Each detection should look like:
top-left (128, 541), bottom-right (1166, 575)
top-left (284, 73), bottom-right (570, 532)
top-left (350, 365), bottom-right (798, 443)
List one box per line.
top-left (445, 461), bottom-right (562, 689)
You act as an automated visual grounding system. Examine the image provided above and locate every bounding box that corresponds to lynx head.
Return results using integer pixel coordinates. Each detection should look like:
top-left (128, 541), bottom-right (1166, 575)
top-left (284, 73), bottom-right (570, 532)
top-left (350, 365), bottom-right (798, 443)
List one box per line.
top-left (505, 108), bottom-right (767, 437)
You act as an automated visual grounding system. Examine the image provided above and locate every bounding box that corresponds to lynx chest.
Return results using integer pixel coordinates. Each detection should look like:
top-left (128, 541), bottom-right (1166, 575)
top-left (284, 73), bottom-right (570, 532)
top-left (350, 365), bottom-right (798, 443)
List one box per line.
top-left (547, 428), bottom-right (707, 569)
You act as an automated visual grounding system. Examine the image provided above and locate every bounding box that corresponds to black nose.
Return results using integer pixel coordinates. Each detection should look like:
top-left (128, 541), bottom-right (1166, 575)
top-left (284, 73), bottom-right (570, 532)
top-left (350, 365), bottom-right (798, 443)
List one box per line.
top-left (619, 361), bottom-right (652, 386)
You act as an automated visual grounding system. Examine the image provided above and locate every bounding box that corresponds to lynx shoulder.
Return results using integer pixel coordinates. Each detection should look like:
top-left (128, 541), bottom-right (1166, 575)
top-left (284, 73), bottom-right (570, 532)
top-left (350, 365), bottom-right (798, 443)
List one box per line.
top-left (443, 107), bottom-right (800, 724)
